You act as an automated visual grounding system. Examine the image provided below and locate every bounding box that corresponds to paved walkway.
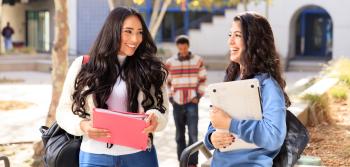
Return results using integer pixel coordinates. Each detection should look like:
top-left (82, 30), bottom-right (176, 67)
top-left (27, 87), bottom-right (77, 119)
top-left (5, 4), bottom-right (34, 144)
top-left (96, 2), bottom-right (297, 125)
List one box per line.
top-left (0, 70), bottom-right (317, 167)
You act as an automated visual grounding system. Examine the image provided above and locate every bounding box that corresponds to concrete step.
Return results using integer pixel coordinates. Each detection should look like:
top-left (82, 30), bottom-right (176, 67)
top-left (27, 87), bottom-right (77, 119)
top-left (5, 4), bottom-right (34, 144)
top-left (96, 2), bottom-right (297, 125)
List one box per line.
top-left (202, 55), bottom-right (230, 70)
top-left (296, 156), bottom-right (323, 166)
top-left (287, 60), bottom-right (328, 72)
top-left (0, 54), bottom-right (77, 72)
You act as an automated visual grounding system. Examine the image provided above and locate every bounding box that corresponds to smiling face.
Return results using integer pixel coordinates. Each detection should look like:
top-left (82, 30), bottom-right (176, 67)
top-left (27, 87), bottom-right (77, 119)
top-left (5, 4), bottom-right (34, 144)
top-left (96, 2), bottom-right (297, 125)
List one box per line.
top-left (118, 15), bottom-right (143, 56)
top-left (228, 21), bottom-right (245, 65)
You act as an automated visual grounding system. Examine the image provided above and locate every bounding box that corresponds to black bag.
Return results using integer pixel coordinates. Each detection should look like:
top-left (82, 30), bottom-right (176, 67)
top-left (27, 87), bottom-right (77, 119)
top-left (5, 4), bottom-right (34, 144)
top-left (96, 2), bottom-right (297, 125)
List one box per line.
top-left (40, 122), bottom-right (82, 167)
top-left (273, 110), bottom-right (310, 167)
top-left (39, 56), bottom-right (89, 167)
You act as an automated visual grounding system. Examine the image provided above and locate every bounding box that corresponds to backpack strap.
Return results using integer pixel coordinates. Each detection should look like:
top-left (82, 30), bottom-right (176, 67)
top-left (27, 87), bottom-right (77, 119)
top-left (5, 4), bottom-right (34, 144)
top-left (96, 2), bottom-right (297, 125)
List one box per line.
top-left (82, 55), bottom-right (90, 65)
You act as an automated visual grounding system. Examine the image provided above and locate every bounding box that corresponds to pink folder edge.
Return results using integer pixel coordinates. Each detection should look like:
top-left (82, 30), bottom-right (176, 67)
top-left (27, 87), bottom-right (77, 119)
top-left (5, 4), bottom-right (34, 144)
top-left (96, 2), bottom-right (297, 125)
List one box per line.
top-left (92, 108), bottom-right (149, 150)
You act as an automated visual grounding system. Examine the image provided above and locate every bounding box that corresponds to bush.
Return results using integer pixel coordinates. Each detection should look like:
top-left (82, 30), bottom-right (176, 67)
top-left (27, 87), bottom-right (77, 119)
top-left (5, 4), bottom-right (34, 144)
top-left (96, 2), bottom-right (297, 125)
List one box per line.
top-left (302, 93), bottom-right (333, 126)
top-left (330, 85), bottom-right (348, 101)
top-left (330, 58), bottom-right (350, 87)
top-left (340, 74), bottom-right (350, 88)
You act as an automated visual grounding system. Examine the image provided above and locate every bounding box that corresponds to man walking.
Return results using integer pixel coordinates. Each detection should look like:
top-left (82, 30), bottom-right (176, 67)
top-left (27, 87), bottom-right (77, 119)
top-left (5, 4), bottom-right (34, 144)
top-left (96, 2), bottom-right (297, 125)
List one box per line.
top-left (2, 22), bottom-right (15, 51)
top-left (166, 35), bottom-right (207, 167)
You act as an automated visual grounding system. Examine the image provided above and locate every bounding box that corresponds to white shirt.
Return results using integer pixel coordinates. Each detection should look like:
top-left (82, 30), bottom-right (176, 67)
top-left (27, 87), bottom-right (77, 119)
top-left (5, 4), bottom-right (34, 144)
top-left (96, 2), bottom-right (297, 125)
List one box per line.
top-left (56, 55), bottom-right (169, 156)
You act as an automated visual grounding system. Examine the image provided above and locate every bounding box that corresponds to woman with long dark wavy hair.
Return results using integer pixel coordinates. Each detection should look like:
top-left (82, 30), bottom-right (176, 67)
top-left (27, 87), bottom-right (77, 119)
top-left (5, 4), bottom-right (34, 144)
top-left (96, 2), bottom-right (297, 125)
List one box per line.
top-left (56, 7), bottom-right (168, 167)
top-left (204, 11), bottom-right (291, 167)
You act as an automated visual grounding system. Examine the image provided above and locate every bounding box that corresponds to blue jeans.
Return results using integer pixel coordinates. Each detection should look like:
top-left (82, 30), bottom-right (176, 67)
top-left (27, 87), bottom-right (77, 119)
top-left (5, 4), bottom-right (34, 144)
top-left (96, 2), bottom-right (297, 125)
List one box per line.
top-left (79, 146), bottom-right (158, 167)
top-left (4, 38), bottom-right (13, 51)
top-left (172, 102), bottom-right (198, 165)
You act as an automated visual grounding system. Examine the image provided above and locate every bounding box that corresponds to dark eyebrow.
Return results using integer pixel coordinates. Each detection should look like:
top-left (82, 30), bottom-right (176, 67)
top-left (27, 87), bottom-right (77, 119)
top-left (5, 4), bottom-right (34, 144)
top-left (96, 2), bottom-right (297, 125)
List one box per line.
top-left (123, 27), bottom-right (143, 31)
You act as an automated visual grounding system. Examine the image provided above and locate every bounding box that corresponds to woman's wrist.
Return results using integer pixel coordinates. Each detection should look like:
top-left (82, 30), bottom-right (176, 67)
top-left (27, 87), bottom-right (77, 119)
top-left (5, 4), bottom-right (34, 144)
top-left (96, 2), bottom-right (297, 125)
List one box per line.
top-left (224, 117), bottom-right (232, 130)
top-left (80, 119), bottom-right (90, 134)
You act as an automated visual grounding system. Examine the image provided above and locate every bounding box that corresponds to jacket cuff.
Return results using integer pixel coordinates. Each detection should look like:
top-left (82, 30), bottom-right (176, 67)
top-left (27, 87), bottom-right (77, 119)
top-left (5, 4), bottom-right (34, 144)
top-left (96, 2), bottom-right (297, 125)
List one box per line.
top-left (229, 119), bottom-right (240, 134)
top-left (204, 130), bottom-right (216, 150)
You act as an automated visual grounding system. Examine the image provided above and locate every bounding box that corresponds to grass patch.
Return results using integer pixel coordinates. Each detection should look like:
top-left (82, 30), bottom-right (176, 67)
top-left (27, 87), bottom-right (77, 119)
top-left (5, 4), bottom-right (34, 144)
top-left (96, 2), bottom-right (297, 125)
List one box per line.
top-left (0, 100), bottom-right (34, 111)
top-left (302, 94), bottom-right (333, 126)
top-left (340, 74), bottom-right (350, 88)
top-left (329, 85), bottom-right (348, 101)
top-left (0, 77), bottom-right (24, 83)
top-left (327, 58), bottom-right (350, 87)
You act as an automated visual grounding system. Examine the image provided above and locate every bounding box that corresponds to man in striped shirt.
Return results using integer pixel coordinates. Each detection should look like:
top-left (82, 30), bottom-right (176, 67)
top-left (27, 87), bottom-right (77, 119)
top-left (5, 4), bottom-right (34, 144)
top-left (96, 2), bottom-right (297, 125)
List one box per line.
top-left (165, 35), bottom-right (207, 167)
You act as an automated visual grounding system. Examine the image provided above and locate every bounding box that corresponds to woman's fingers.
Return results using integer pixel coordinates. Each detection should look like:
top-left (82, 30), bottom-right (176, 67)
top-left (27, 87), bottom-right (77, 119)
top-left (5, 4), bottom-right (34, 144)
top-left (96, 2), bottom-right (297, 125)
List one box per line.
top-left (210, 105), bottom-right (232, 129)
top-left (87, 128), bottom-right (110, 138)
top-left (143, 113), bottom-right (158, 134)
top-left (80, 119), bottom-right (110, 139)
top-left (211, 131), bottom-right (235, 149)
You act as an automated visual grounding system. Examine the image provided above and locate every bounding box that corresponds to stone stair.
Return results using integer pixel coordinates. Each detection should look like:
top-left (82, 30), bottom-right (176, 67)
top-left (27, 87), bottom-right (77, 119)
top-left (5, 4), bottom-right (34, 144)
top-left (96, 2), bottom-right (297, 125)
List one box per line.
top-left (202, 55), bottom-right (230, 70)
top-left (0, 54), bottom-right (77, 72)
top-left (287, 59), bottom-right (328, 72)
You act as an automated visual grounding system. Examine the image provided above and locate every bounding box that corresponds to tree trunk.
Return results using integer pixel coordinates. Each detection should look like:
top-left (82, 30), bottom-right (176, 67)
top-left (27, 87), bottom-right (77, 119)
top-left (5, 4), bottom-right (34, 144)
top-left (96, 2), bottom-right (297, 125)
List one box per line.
top-left (149, 0), bottom-right (161, 29)
top-left (47, 0), bottom-right (69, 126)
top-left (265, 0), bottom-right (270, 19)
top-left (32, 0), bottom-right (69, 166)
top-left (108, 0), bottom-right (116, 11)
top-left (242, 0), bottom-right (248, 11)
top-left (150, 0), bottom-right (171, 39)
top-left (0, 0), bottom-right (3, 54)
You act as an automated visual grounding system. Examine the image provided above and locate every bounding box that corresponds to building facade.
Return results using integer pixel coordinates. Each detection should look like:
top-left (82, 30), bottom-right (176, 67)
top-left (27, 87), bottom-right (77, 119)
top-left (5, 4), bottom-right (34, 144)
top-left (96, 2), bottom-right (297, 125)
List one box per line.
top-left (2, 0), bottom-right (350, 65)
top-left (190, 0), bottom-right (350, 63)
top-left (2, 0), bottom-right (229, 55)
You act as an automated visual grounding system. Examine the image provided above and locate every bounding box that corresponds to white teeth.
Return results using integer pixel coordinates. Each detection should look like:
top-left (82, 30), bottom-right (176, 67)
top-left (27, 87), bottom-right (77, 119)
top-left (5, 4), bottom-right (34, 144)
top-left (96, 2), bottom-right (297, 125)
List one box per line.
top-left (126, 44), bottom-right (136, 48)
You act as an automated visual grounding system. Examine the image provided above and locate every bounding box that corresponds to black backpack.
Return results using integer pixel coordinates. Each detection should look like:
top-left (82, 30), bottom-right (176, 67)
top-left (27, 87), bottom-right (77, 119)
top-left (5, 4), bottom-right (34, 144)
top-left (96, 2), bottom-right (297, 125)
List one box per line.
top-left (40, 122), bottom-right (82, 167)
top-left (39, 55), bottom-right (89, 167)
top-left (273, 109), bottom-right (310, 167)
top-left (252, 75), bottom-right (310, 166)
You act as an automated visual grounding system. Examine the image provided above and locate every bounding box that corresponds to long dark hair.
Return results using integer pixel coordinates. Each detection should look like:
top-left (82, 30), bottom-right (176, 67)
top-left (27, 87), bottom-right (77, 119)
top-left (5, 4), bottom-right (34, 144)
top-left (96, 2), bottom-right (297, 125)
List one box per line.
top-left (225, 12), bottom-right (291, 107)
top-left (72, 7), bottom-right (168, 118)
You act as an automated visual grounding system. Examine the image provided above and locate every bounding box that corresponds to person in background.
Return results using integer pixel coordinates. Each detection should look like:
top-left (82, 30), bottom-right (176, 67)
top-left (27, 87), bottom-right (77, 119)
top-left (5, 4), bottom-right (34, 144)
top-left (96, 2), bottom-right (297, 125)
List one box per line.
top-left (204, 11), bottom-right (291, 167)
top-left (166, 35), bottom-right (207, 167)
top-left (2, 22), bottom-right (15, 51)
top-left (56, 7), bottom-right (169, 167)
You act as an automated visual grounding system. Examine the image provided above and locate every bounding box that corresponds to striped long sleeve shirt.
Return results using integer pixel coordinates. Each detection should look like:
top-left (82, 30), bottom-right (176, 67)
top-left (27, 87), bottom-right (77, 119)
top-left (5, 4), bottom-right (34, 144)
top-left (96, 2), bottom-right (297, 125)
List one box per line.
top-left (165, 54), bottom-right (207, 105)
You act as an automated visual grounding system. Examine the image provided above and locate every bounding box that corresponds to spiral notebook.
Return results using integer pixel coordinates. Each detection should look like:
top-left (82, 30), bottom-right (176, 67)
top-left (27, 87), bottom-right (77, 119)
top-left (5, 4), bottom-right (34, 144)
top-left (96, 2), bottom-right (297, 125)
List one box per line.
top-left (92, 108), bottom-right (148, 150)
top-left (206, 79), bottom-right (263, 151)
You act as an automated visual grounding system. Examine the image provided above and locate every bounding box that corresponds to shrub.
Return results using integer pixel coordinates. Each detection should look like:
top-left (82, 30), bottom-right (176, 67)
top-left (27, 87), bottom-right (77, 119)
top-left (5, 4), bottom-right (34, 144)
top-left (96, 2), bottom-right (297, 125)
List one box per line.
top-left (302, 93), bottom-right (333, 126)
top-left (329, 85), bottom-right (348, 101)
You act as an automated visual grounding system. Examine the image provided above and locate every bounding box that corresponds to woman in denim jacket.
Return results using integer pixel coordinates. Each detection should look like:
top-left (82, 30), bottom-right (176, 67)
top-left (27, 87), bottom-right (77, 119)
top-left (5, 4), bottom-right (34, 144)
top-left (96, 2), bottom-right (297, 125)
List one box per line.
top-left (204, 11), bottom-right (291, 167)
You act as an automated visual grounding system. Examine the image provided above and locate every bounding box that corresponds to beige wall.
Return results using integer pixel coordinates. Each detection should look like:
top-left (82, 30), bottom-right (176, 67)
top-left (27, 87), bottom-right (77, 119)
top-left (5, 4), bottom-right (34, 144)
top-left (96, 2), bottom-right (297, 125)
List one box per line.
top-left (2, 0), bottom-right (54, 45)
top-left (2, 3), bottom-right (26, 43)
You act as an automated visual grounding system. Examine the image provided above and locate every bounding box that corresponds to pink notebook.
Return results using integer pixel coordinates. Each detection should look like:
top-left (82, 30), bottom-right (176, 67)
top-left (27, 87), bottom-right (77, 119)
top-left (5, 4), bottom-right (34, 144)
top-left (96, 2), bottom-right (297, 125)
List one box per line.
top-left (92, 108), bottom-right (148, 150)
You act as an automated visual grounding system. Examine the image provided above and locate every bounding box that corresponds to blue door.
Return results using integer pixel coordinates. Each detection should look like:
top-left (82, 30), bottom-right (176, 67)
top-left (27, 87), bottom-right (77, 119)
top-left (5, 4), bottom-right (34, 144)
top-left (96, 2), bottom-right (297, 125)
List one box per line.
top-left (296, 8), bottom-right (332, 58)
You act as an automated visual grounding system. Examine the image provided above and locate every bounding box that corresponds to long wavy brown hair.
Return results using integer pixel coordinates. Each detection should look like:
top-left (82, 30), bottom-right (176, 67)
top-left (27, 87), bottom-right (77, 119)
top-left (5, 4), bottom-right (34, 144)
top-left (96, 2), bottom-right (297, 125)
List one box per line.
top-left (71, 7), bottom-right (168, 118)
top-left (225, 12), bottom-right (291, 107)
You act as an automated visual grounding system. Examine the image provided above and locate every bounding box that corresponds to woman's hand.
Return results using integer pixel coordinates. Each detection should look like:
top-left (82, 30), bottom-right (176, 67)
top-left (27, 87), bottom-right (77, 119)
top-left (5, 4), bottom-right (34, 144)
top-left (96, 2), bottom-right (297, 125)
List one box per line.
top-left (80, 119), bottom-right (110, 139)
top-left (210, 131), bottom-right (235, 149)
top-left (191, 97), bottom-right (199, 104)
top-left (210, 106), bottom-right (232, 130)
top-left (143, 112), bottom-right (158, 134)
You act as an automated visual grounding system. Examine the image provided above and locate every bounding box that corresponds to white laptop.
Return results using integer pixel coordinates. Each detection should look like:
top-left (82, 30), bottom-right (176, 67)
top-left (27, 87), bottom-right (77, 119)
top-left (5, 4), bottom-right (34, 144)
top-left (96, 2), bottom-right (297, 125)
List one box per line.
top-left (206, 78), bottom-right (263, 151)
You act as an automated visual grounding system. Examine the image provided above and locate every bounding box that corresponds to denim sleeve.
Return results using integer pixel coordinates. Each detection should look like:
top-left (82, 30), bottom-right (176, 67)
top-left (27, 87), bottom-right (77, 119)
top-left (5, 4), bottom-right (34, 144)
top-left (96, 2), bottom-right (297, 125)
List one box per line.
top-left (228, 78), bottom-right (287, 151)
top-left (204, 123), bottom-right (216, 150)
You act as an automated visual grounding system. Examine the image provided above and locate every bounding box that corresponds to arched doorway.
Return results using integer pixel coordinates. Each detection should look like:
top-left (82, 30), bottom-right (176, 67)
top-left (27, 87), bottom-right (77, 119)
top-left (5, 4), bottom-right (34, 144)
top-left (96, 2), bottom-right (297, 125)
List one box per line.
top-left (292, 6), bottom-right (333, 60)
